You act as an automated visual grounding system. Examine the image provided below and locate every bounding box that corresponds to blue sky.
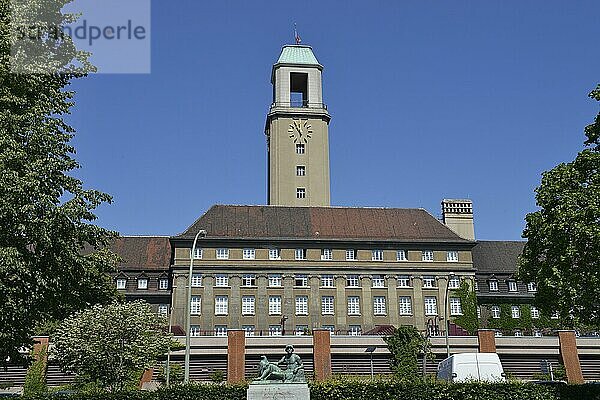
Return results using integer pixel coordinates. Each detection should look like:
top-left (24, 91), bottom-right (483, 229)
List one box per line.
top-left (67, 1), bottom-right (599, 240)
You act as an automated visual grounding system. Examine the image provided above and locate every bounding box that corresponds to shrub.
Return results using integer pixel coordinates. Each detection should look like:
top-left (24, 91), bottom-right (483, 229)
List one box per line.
top-left (23, 348), bottom-right (47, 395)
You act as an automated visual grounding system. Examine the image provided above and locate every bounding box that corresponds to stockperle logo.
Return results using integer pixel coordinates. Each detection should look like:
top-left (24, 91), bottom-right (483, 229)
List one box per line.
top-left (10, 0), bottom-right (151, 74)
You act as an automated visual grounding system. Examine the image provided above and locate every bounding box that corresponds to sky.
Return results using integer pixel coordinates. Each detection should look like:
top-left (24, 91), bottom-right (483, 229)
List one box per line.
top-left (66, 1), bottom-right (600, 240)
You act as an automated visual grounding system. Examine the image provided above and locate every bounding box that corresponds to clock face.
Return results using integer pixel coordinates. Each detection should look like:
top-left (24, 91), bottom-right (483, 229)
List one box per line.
top-left (288, 119), bottom-right (313, 143)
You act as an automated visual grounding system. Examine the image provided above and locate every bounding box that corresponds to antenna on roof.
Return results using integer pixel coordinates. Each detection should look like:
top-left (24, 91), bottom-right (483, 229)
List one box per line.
top-left (294, 23), bottom-right (302, 45)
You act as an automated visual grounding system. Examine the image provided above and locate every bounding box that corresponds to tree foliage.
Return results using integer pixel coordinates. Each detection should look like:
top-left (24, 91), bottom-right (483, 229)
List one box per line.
top-left (451, 281), bottom-right (479, 335)
top-left (0, 0), bottom-right (117, 366)
top-left (383, 325), bottom-right (431, 381)
top-left (518, 85), bottom-right (600, 328)
top-left (53, 301), bottom-right (172, 392)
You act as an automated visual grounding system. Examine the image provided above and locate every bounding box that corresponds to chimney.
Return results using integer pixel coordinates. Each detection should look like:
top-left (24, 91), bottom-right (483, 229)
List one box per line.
top-left (441, 199), bottom-right (475, 240)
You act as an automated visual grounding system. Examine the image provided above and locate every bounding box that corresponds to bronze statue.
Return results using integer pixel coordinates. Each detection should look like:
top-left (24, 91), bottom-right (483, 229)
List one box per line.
top-left (254, 345), bottom-right (306, 383)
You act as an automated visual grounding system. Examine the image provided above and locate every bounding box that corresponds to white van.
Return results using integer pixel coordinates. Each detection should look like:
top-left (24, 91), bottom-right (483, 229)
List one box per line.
top-left (437, 353), bottom-right (506, 382)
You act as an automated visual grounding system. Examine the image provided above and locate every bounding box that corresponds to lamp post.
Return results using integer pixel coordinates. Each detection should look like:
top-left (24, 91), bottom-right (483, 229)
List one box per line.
top-left (184, 229), bottom-right (206, 383)
top-left (165, 281), bottom-right (176, 386)
top-left (444, 272), bottom-right (455, 359)
top-left (365, 346), bottom-right (376, 380)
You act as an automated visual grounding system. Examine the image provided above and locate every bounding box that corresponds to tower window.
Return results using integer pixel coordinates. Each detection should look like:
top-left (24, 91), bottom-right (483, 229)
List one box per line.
top-left (296, 144), bottom-right (305, 154)
top-left (296, 166), bottom-right (305, 176)
top-left (296, 188), bottom-right (306, 199)
top-left (290, 72), bottom-right (308, 107)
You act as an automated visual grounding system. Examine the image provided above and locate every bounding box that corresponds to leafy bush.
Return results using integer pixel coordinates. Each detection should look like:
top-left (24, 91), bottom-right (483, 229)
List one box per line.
top-left (156, 362), bottom-right (184, 384)
top-left (383, 325), bottom-right (432, 381)
top-left (23, 348), bottom-right (47, 395)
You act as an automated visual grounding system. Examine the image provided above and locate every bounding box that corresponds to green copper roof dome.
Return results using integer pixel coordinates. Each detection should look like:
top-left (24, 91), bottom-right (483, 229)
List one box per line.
top-left (276, 45), bottom-right (320, 65)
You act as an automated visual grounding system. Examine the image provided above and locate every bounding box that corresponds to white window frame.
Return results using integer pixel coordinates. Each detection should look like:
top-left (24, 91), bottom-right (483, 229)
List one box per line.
top-left (508, 281), bottom-right (518, 292)
top-left (446, 251), bottom-right (459, 262)
top-left (295, 143), bottom-right (305, 154)
top-left (190, 325), bottom-right (201, 337)
top-left (514, 330), bottom-right (523, 337)
top-left (422, 250), bottom-right (434, 262)
top-left (474, 280), bottom-right (479, 291)
top-left (269, 248), bottom-right (280, 260)
top-left (193, 247), bottom-right (203, 259)
top-left (295, 248), bottom-right (307, 260)
top-left (295, 325), bottom-right (309, 336)
top-left (269, 325), bottom-right (282, 336)
top-left (241, 296), bottom-right (255, 316)
top-left (214, 325), bottom-right (227, 337)
top-left (242, 274), bottom-right (256, 287)
top-left (243, 248), bottom-right (255, 260)
top-left (396, 250), bottom-right (407, 261)
top-left (448, 276), bottom-right (460, 289)
top-left (397, 275), bottom-right (411, 288)
top-left (346, 249), bottom-right (356, 261)
top-left (268, 274), bottom-right (282, 287)
top-left (531, 306), bottom-right (540, 319)
top-left (137, 278), bottom-right (148, 290)
top-left (216, 248), bottom-right (229, 259)
top-left (346, 275), bottom-right (360, 287)
top-left (296, 165), bottom-right (306, 176)
top-left (242, 325), bottom-right (255, 337)
top-left (528, 282), bottom-right (537, 292)
top-left (215, 274), bottom-right (228, 287)
top-left (399, 296), bottom-right (412, 315)
top-left (491, 305), bottom-right (501, 319)
top-left (372, 275), bottom-right (385, 288)
top-left (116, 278), bottom-right (126, 289)
top-left (269, 296), bottom-right (282, 315)
top-left (422, 276), bottom-right (436, 288)
top-left (191, 273), bottom-right (202, 287)
top-left (159, 278), bottom-right (169, 290)
top-left (348, 325), bottom-right (362, 336)
top-left (296, 188), bottom-right (306, 199)
top-left (424, 296), bottom-right (438, 316)
top-left (214, 296), bottom-right (228, 315)
top-left (489, 280), bottom-right (499, 292)
top-left (347, 296), bottom-right (361, 316)
top-left (190, 296), bottom-right (201, 315)
top-left (373, 296), bottom-right (387, 315)
top-left (294, 274), bottom-right (308, 287)
top-left (321, 275), bottom-right (334, 288)
top-left (477, 306), bottom-right (481, 319)
top-left (371, 249), bottom-right (384, 261)
top-left (511, 306), bottom-right (521, 319)
top-left (295, 296), bottom-right (308, 316)
top-left (158, 304), bottom-right (168, 315)
top-left (321, 296), bottom-right (334, 315)
top-left (321, 248), bottom-right (333, 260)
top-left (450, 297), bottom-right (462, 315)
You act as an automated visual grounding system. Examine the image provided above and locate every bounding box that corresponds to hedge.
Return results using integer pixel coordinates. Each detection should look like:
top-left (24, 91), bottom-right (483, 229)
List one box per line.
top-left (19, 381), bottom-right (600, 400)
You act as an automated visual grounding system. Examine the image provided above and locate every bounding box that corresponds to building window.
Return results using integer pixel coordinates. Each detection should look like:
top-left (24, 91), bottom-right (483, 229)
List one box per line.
top-left (137, 278), bottom-right (148, 290)
top-left (269, 248), bottom-right (280, 260)
top-left (322, 325), bottom-right (335, 333)
top-left (190, 296), bottom-right (201, 315)
top-left (296, 188), bottom-right (306, 199)
top-left (346, 249), bottom-right (356, 260)
top-left (159, 278), bottom-right (169, 290)
top-left (446, 251), bottom-right (459, 262)
top-left (268, 274), bottom-right (282, 287)
top-left (242, 325), bottom-right (255, 337)
top-left (214, 325), bottom-right (227, 337)
top-left (295, 296), bottom-right (308, 315)
top-left (372, 275), bottom-right (385, 288)
top-left (491, 305), bottom-right (501, 319)
top-left (551, 311), bottom-right (560, 319)
top-left (399, 296), bottom-right (412, 315)
top-left (216, 248), bottom-right (229, 259)
top-left (511, 306), bottom-right (521, 319)
top-left (321, 275), bottom-right (334, 288)
top-left (321, 248), bottom-right (333, 260)
top-left (346, 275), bottom-right (360, 287)
top-left (514, 330), bottom-right (523, 337)
top-left (348, 325), bottom-right (362, 336)
top-left (422, 276), bottom-right (436, 288)
top-left (371, 250), bottom-right (384, 261)
top-left (347, 296), bottom-right (361, 315)
top-left (373, 296), bottom-right (387, 315)
top-left (190, 325), bottom-right (201, 337)
top-left (396, 250), bottom-right (407, 261)
top-left (116, 278), bottom-right (126, 289)
top-left (397, 275), bottom-right (411, 288)
top-left (215, 274), bottom-right (228, 287)
top-left (494, 330), bottom-right (503, 337)
top-left (295, 248), bottom-right (307, 260)
top-left (528, 282), bottom-right (537, 292)
top-left (214, 296), bottom-right (228, 315)
top-left (191, 273), bottom-right (202, 287)
top-left (321, 296), bottom-right (334, 315)
top-left (193, 248), bottom-right (203, 259)
top-left (269, 325), bottom-right (282, 336)
top-left (158, 304), bottom-right (168, 315)
top-left (531, 306), bottom-right (540, 319)
top-left (243, 248), bottom-right (255, 260)
top-left (294, 274), bottom-right (308, 287)
top-left (269, 296), bottom-right (282, 315)
top-left (296, 166), bottom-right (306, 176)
top-left (295, 325), bottom-right (309, 336)
top-left (477, 306), bottom-right (481, 319)
top-left (474, 280), bottom-right (479, 291)
top-left (508, 281), bottom-right (518, 292)
top-left (296, 143), bottom-right (305, 154)
top-left (450, 297), bottom-right (462, 315)
top-left (448, 276), bottom-right (460, 289)
top-left (422, 250), bottom-right (434, 262)
top-left (241, 296), bottom-right (255, 315)
top-left (242, 274), bottom-right (256, 287)
top-left (534, 330), bottom-right (543, 338)
top-left (424, 297), bottom-right (438, 315)
top-left (489, 280), bottom-right (499, 292)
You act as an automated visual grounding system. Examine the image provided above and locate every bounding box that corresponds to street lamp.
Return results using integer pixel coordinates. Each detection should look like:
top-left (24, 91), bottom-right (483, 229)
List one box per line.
top-left (365, 346), bottom-right (376, 379)
top-left (444, 272), bottom-right (456, 359)
top-left (184, 229), bottom-right (206, 383)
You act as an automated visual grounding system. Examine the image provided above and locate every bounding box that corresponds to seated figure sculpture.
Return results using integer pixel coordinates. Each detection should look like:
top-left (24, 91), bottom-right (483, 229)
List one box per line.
top-left (254, 345), bottom-right (306, 383)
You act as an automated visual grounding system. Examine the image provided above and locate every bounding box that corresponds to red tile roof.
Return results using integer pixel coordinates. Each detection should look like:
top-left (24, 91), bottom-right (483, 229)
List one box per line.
top-left (109, 236), bottom-right (171, 270)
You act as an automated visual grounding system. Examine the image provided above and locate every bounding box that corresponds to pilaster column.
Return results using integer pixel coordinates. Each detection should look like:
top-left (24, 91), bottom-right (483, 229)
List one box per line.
top-left (335, 275), bottom-right (347, 332)
top-left (386, 276), bottom-right (399, 327)
top-left (361, 275), bottom-right (373, 331)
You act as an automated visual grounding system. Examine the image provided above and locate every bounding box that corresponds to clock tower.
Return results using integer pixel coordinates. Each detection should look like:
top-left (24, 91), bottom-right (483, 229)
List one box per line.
top-left (265, 45), bottom-right (331, 206)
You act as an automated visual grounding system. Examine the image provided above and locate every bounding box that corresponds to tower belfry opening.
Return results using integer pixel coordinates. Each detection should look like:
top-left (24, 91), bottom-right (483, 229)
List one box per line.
top-left (290, 72), bottom-right (308, 107)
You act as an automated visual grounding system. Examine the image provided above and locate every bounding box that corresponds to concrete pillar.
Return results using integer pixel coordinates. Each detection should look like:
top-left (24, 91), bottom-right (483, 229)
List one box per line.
top-left (558, 330), bottom-right (584, 383)
top-left (335, 275), bottom-right (347, 332)
top-left (412, 277), bottom-right (425, 330)
top-left (229, 275), bottom-right (241, 328)
top-left (227, 329), bottom-right (246, 383)
top-left (478, 329), bottom-right (497, 353)
top-left (386, 276), bottom-right (399, 327)
top-left (361, 275), bottom-right (373, 331)
top-left (313, 329), bottom-right (331, 381)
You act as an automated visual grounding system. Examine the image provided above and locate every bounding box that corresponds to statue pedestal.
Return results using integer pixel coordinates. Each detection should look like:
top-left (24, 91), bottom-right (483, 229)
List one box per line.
top-left (247, 383), bottom-right (310, 400)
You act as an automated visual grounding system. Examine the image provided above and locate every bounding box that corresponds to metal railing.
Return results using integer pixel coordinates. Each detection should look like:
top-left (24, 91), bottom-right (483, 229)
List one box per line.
top-left (270, 101), bottom-right (327, 110)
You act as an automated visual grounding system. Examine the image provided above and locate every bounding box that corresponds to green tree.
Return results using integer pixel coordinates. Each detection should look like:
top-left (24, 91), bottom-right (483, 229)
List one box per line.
top-left (53, 301), bottom-right (172, 392)
top-left (451, 281), bottom-right (479, 335)
top-left (518, 85), bottom-right (600, 328)
top-left (0, 0), bottom-right (117, 366)
top-left (383, 325), bottom-right (431, 381)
